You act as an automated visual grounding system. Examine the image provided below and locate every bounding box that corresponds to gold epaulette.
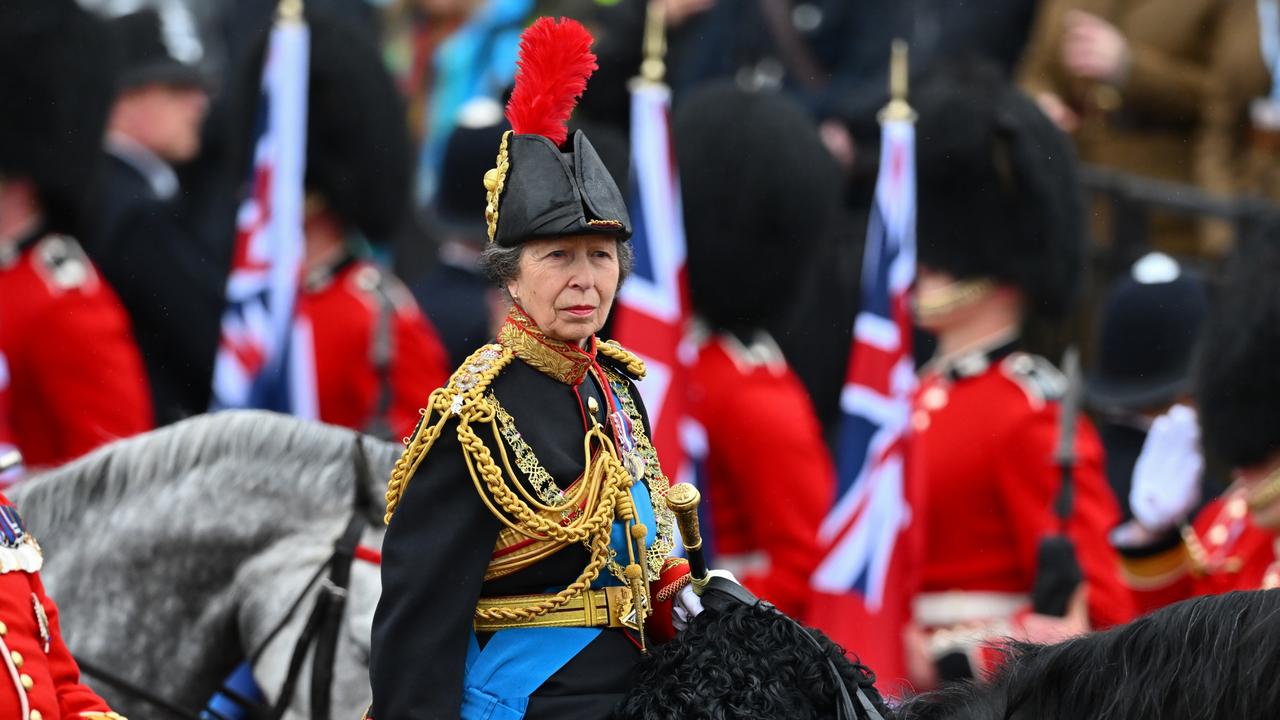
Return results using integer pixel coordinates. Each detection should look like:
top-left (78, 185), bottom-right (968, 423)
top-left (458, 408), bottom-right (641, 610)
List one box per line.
top-left (598, 339), bottom-right (646, 380)
top-left (383, 343), bottom-right (513, 523)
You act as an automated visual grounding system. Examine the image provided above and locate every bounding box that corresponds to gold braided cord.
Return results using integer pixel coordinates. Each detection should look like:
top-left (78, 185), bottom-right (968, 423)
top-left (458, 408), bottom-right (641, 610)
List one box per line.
top-left (385, 344), bottom-right (513, 523)
top-left (383, 339), bottom-right (656, 626)
top-left (599, 339), bottom-right (647, 379)
top-left (483, 131), bottom-right (512, 244)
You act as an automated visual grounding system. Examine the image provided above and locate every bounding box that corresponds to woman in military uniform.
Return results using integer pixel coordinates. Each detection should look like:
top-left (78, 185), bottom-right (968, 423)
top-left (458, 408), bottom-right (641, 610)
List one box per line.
top-left (369, 18), bottom-right (694, 719)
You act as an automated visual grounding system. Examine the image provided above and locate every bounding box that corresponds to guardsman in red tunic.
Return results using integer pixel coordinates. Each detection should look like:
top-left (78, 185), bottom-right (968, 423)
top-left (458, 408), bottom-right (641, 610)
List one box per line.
top-left (262, 12), bottom-right (448, 441)
top-left (0, 493), bottom-right (124, 720)
top-left (297, 255), bottom-right (449, 440)
top-left (674, 86), bottom-right (840, 619)
top-left (906, 62), bottom-right (1133, 686)
top-left (1115, 228), bottom-right (1280, 608)
top-left (0, 0), bottom-right (153, 471)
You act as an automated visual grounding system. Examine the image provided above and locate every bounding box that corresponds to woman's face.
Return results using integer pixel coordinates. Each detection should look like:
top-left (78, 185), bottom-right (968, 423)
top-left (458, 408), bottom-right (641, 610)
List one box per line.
top-left (508, 234), bottom-right (620, 345)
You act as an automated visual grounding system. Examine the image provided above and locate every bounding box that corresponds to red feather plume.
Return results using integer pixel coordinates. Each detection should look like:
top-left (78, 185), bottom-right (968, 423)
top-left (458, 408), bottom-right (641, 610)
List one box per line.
top-left (505, 17), bottom-right (598, 148)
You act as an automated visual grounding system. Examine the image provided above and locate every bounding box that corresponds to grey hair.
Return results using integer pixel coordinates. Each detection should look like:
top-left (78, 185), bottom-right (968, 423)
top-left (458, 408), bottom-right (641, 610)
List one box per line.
top-left (479, 238), bottom-right (635, 300)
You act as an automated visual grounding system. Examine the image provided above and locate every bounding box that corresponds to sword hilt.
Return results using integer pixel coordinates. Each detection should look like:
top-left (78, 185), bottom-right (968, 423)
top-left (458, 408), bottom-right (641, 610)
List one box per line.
top-left (666, 482), bottom-right (710, 592)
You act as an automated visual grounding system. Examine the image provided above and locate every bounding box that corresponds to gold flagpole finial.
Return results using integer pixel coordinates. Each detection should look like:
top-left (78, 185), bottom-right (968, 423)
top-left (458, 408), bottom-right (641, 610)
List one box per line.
top-left (879, 39), bottom-right (916, 123)
top-left (278, 0), bottom-right (304, 22)
top-left (638, 0), bottom-right (668, 84)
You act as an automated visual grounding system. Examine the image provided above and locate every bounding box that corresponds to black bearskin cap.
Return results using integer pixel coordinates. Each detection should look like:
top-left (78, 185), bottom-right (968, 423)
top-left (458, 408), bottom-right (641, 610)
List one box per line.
top-left (0, 0), bottom-right (117, 237)
top-left (110, 8), bottom-right (207, 91)
top-left (915, 61), bottom-right (1085, 319)
top-left (305, 12), bottom-right (411, 241)
top-left (674, 83), bottom-right (841, 332)
top-left (1198, 218), bottom-right (1280, 468)
top-left (237, 11), bottom-right (411, 243)
top-left (491, 130), bottom-right (631, 246)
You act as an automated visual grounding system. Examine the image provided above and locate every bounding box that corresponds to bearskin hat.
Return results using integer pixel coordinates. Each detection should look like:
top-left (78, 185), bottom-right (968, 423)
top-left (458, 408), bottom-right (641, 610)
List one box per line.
top-left (235, 10), bottom-right (411, 243)
top-left (1197, 217), bottom-right (1280, 468)
top-left (0, 0), bottom-right (117, 238)
top-left (485, 17), bottom-right (631, 247)
top-left (915, 60), bottom-right (1085, 319)
top-left (674, 83), bottom-right (841, 333)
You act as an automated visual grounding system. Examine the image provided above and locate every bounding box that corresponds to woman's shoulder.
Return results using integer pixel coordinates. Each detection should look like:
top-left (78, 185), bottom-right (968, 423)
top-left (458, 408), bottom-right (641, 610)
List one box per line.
top-left (597, 339), bottom-right (646, 381)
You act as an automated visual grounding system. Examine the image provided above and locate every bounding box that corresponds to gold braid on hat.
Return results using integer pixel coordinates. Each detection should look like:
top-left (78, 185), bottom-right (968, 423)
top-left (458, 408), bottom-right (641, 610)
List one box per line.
top-left (384, 343), bottom-right (652, 629)
top-left (483, 131), bottom-right (512, 244)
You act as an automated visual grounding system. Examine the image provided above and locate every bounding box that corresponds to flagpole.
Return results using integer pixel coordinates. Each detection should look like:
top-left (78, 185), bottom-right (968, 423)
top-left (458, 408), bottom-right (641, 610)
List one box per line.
top-left (879, 40), bottom-right (915, 123)
top-left (278, 0), bottom-right (303, 22)
top-left (639, 0), bottom-right (667, 85)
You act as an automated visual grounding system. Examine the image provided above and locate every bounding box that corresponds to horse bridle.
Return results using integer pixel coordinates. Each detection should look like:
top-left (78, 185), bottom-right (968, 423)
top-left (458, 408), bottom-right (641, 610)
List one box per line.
top-left (77, 437), bottom-right (378, 720)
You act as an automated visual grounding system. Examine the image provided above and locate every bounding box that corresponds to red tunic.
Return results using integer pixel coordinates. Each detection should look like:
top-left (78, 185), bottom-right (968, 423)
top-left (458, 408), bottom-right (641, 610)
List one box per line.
top-left (296, 259), bottom-right (449, 441)
top-left (912, 349), bottom-right (1135, 629)
top-left (687, 331), bottom-right (834, 618)
top-left (0, 234), bottom-right (152, 469)
top-left (1120, 488), bottom-right (1279, 613)
top-left (0, 494), bottom-right (118, 720)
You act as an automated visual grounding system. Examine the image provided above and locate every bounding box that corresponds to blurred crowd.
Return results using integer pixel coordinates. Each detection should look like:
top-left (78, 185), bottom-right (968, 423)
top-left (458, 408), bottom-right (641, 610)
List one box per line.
top-left (5, 0), bottom-right (1280, 701)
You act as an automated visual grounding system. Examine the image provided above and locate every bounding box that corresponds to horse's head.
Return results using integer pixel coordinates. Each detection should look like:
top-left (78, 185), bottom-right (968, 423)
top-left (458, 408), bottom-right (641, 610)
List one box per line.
top-left (14, 411), bottom-right (400, 719)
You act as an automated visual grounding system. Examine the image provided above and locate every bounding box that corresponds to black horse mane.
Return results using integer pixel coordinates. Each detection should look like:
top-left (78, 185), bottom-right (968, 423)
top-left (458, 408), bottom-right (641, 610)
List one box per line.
top-left (898, 590), bottom-right (1280, 720)
top-left (615, 599), bottom-right (892, 720)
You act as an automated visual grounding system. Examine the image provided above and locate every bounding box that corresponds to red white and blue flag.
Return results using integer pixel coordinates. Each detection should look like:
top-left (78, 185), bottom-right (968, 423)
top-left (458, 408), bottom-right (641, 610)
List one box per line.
top-left (611, 81), bottom-right (690, 482)
top-left (210, 16), bottom-right (316, 418)
top-left (807, 117), bottom-right (919, 685)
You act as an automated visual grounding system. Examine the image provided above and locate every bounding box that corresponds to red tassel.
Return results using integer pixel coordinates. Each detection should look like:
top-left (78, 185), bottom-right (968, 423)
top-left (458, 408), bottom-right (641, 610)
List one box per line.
top-left (505, 17), bottom-right (597, 147)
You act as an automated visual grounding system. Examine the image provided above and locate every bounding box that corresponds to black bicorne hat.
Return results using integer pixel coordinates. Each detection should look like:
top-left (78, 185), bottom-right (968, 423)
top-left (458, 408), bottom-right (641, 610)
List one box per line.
top-left (0, 0), bottom-right (117, 238)
top-left (915, 60), bottom-right (1085, 319)
top-left (110, 8), bottom-right (207, 91)
top-left (483, 17), bottom-right (630, 248)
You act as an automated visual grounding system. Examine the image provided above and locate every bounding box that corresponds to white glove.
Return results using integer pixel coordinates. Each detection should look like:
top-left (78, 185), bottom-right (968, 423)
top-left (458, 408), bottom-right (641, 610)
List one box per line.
top-left (672, 569), bottom-right (739, 632)
top-left (1130, 404), bottom-right (1204, 532)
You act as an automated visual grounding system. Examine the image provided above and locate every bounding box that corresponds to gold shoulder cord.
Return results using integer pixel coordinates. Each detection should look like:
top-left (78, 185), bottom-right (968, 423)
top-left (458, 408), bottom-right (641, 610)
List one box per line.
top-left (598, 339), bottom-right (647, 379)
top-left (384, 342), bottom-right (654, 630)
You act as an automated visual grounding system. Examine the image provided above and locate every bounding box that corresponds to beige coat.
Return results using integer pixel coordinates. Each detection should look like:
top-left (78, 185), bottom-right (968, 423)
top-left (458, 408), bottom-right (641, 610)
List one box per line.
top-left (1019, 0), bottom-right (1227, 252)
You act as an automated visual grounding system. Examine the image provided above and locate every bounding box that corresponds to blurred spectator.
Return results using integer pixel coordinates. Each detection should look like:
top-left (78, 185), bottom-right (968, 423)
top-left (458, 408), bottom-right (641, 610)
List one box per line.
top-left (240, 9), bottom-right (452, 440)
top-left (93, 8), bottom-right (228, 426)
top-left (907, 62), bottom-right (1133, 688)
top-left (1196, 0), bottom-right (1275, 254)
top-left (1018, 0), bottom-right (1228, 255)
top-left (0, 0), bottom-right (153, 468)
top-left (412, 99), bottom-right (510, 367)
top-left (674, 83), bottom-right (839, 619)
top-left (1085, 252), bottom-right (1210, 522)
top-left (381, 0), bottom-right (530, 205)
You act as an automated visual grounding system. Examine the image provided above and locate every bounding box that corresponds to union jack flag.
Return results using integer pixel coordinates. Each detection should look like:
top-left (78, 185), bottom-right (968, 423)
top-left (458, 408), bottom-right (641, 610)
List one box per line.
top-left (210, 15), bottom-right (316, 418)
top-left (611, 81), bottom-right (689, 482)
top-left (807, 117), bottom-right (919, 686)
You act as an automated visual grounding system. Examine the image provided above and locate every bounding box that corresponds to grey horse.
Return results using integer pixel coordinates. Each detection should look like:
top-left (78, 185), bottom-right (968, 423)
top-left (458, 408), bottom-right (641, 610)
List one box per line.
top-left (9, 410), bottom-right (399, 720)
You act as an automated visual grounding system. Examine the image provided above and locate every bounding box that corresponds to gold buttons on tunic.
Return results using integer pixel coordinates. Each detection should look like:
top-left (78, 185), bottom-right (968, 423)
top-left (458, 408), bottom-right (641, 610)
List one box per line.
top-left (0, 620), bottom-right (7, 636)
top-left (10, 650), bottom-right (22, 667)
top-left (30, 710), bottom-right (41, 720)
top-left (19, 673), bottom-right (31, 689)
top-left (1208, 524), bottom-right (1229, 546)
top-left (587, 396), bottom-right (600, 415)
